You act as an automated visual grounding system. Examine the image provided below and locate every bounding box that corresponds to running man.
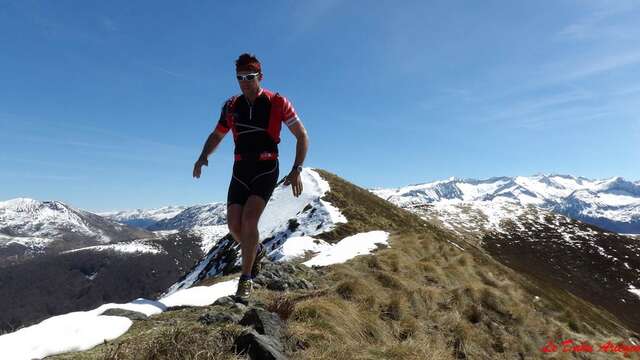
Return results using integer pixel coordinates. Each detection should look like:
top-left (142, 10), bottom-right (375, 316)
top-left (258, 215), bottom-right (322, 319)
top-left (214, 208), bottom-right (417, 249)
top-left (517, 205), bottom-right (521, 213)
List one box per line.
top-left (193, 53), bottom-right (309, 299)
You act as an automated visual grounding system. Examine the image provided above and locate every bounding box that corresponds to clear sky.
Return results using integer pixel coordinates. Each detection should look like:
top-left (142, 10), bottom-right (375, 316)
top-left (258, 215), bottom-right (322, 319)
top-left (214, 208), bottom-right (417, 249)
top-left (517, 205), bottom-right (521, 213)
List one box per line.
top-left (1, 0), bottom-right (639, 212)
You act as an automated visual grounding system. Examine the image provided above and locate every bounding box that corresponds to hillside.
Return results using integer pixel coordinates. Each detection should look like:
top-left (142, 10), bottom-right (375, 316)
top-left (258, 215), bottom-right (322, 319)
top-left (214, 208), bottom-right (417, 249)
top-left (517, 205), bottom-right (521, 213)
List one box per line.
top-left (0, 231), bottom-right (203, 333)
top-left (7, 169), bottom-right (640, 359)
top-left (373, 178), bottom-right (640, 335)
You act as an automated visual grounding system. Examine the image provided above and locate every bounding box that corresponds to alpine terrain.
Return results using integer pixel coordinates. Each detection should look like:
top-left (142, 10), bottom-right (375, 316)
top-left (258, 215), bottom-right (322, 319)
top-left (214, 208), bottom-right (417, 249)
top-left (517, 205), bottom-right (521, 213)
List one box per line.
top-left (1, 169), bottom-right (638, 360)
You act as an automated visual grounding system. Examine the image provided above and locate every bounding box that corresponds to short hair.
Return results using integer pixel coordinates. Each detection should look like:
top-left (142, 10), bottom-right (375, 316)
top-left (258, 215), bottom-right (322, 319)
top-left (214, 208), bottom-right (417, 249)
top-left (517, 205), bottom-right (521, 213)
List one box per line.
top-left (235, 53), bottom-right (262, 73)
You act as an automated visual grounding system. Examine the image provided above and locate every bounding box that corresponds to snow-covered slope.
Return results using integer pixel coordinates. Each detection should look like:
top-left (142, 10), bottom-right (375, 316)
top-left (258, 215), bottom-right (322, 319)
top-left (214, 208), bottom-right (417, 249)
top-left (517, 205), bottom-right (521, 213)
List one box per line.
top-left (165, 167), bottom-right (348, 294)
top-left (147, 203), bottom-right (227, 231)
top-left (0, 198), bottom-right (152, 262)
top-left (0, 168), bottom-right (398, 360)
top-left (1, 198), bottom-right (119, 242)
top-left (100, 203), bottom-right (227, 231)
top-left (99, 206), bottom-right (187, 229)
top-left (372, 174), bottom-right (640, 234)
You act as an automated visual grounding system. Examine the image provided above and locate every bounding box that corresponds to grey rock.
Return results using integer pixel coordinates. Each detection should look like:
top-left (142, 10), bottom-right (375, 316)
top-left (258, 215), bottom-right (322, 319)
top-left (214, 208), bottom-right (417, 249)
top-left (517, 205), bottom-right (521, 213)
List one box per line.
top-left (267, 279), bottom-right (289, 291)
top-left (233, 302), bottom-right (248, 312)
top-left (298, 279), bottom-right (313, 289)
top-left (213, 296), bottom-right (237, 307)
top-left (239, 308), bottom-right (285, 338)
top-left (199, 311), bottom-right (243, 325)
top-left (234, 329), bottom-right (288, 360)
top-left (100, 308), bottom-right (148, 321)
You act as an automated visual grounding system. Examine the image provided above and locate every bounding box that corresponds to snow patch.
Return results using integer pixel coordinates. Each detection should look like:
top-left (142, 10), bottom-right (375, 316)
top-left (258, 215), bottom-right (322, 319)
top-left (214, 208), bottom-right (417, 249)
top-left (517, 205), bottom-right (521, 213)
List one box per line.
top-left (271, 235), bottom-right (333, 262)
top-left (190, 225), bottom-right (229, 254)
top-left (61, 240), bottom-right (164, 255)
top-left (303, 231), bottom-right (389, 267)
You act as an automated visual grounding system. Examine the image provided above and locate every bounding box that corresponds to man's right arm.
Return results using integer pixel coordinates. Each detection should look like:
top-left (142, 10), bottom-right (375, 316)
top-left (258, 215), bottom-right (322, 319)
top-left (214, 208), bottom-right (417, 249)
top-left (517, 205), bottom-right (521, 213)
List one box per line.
top-left (197, 130), bottom-right (226, 164)
top-left (194, 100), bottom-right (231, 178)
top-left (193, 130), bottom-right (225, 179)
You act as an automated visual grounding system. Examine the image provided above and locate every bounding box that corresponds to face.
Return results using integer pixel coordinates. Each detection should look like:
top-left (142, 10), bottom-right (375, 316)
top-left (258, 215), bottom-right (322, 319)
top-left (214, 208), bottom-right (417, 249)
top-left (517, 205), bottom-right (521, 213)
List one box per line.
top-left (236, 70), bottom-right (262, 95)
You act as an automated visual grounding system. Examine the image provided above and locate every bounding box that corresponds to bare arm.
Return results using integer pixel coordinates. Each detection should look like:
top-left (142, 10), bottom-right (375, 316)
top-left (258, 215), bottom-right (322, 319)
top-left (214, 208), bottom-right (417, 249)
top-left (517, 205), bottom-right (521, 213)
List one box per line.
top-left (283, 121), bottom-right (309, 196)
top-left (198, 130), bottom-right (226, 163)
top-left (289, 121), bottom-right (309, 168)
top-left (193, 130), bottom-right (225, 178)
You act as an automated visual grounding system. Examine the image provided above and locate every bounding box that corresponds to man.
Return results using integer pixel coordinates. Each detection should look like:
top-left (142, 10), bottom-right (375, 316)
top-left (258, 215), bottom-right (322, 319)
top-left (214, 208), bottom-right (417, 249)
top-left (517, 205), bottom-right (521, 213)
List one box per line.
top-left (193, 53), bottom-right (309, 299)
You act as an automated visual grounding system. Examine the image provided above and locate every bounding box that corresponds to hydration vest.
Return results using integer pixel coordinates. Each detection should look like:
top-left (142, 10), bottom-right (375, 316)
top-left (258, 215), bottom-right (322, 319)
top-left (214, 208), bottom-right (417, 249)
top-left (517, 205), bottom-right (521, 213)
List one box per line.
top-left (223, 90), bottom-right (286, 147)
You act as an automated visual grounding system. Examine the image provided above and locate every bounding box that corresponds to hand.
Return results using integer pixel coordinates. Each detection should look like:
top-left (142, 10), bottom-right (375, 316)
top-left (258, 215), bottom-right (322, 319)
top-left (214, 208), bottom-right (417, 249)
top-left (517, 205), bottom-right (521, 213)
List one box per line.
top-left (193, 158), bottom-right (208, 179)
top-left (284, 170), bottom-right (303, 197)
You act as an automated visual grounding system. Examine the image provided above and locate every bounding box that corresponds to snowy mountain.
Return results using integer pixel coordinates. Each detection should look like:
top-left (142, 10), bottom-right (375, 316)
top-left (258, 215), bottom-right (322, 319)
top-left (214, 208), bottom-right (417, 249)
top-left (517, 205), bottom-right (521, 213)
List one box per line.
top-left (0, 198), bottom-right (152, 265)
top-left (0, 198), bottom-right (208, 332)
top-left (0, 229), bottom-right (204, 333)
top-left (100, 203), bottom-right (227, 231)
top-left (98, 206), bottom-right (188, 229)
top-left (2, 168), bottom-right (639, 360)
top-left (147, 203), bottom-right (227, 231)
top-left (372, 174), bottom-right (640, 234)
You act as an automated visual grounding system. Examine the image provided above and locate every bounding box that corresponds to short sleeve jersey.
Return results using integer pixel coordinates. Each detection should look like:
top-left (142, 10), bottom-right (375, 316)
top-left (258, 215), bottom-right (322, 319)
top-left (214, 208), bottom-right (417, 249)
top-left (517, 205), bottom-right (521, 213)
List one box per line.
top-left (214, 88), bottom-right (299, 156)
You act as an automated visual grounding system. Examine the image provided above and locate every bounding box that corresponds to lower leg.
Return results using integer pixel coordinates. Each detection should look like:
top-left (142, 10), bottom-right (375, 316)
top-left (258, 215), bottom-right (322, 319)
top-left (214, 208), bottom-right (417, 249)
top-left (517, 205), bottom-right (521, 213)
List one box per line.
top-left (239, 195), bottom-right (267, 277)
top-left (240, 226), bottom-right (259, 277)
top-left (227, 204), bottom-right (243, 246)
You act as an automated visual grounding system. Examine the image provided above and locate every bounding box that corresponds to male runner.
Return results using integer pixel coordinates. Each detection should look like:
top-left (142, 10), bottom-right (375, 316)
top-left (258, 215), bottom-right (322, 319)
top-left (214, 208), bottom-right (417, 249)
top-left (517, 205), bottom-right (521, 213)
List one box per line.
top-left (193, 53), bottom-right (309, 299)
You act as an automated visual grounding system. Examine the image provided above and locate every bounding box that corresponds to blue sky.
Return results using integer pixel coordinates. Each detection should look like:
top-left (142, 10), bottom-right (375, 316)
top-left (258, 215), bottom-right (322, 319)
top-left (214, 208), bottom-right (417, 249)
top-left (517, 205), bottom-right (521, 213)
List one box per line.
top-left (1, 0), bottom-right (639, 212)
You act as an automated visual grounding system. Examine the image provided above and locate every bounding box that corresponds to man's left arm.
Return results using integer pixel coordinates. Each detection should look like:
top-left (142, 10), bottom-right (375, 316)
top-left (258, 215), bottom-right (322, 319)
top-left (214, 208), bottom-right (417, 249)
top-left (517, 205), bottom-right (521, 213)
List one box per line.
top-left (283, 120), bottom-right (309, 197)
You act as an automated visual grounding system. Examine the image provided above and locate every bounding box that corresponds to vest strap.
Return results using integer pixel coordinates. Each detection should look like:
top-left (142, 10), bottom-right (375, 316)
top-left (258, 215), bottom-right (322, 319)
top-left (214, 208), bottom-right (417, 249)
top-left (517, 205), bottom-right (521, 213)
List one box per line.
top-left (234, 152), bottom-right (278, 161)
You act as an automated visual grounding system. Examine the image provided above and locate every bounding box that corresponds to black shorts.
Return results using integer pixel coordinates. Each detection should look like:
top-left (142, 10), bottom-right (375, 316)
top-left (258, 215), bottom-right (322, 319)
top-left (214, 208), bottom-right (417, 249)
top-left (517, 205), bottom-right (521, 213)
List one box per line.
top-left (227, 159), bottom-right (279, 206)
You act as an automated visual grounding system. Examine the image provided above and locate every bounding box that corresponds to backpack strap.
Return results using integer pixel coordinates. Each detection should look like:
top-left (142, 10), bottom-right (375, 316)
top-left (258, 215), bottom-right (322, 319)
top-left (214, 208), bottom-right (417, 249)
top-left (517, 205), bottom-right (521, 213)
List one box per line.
top-left (225, 95), bottom-right (239, 140)
top-left (267, 92), bottom-right (284, 144)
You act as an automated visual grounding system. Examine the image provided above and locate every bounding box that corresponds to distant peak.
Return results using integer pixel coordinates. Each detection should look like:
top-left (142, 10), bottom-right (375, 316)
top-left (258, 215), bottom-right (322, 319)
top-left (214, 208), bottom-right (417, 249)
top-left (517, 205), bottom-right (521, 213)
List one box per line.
top-left (1, 197), bottom-right (40, 208)
top-left (531, 172), bottom-right (575, 179)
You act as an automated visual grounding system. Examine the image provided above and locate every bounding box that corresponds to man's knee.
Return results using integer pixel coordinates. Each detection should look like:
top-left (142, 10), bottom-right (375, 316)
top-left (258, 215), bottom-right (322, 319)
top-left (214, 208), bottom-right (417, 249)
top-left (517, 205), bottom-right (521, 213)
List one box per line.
top-left (240, 196), bottom-right (265, 233)
top-left (240, 214), bottom-right (259, 234)
top-left (229, 223), bottom-right (242, 238)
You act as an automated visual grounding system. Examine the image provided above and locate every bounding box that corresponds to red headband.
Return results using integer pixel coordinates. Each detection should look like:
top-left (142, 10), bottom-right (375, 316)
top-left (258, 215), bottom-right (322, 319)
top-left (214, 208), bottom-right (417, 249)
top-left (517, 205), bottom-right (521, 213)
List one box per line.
top-left (236, 61), bottom-right (261, 73)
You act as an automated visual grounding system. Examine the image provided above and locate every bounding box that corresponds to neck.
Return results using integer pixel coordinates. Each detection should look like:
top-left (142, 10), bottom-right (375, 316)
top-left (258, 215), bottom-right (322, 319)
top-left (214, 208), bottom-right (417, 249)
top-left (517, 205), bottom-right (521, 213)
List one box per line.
top-left (244, 87), bottom-right (261, 103)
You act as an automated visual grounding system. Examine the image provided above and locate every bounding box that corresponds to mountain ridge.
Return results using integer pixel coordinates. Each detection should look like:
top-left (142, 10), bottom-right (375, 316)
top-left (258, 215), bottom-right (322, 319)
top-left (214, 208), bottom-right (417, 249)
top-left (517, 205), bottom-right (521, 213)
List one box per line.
top-left (31, 168), bottom-right (639, 359)
top-left (372, 174), bottom-right (640, 234)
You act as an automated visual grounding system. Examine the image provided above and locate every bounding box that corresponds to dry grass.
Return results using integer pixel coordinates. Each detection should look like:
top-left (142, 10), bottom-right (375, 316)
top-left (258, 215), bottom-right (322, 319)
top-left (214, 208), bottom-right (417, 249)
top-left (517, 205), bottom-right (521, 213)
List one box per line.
top-left (101, 322), bottom-right (245, 360)
top-left (49, 168), bottom-right (638, 359)
top-left (284, 231), bottom-right (635, 359)
top-left (50, 306), bottom-right (248, 360)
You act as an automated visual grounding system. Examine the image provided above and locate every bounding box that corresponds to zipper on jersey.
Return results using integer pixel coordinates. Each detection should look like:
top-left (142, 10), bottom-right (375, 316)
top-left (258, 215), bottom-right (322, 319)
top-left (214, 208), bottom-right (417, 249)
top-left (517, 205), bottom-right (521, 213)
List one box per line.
top-left (245, 97), bottom-right (253, 120)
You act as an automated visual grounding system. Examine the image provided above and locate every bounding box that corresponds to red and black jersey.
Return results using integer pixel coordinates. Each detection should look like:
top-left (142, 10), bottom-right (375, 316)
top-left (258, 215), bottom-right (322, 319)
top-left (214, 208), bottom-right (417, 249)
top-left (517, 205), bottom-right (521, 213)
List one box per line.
top-left (214, 88), bottom-right (300, 160)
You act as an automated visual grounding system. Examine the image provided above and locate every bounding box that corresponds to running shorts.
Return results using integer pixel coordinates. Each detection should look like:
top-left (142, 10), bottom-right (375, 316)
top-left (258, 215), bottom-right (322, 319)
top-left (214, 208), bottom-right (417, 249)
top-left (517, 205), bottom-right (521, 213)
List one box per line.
top-left (227, 159), bottom-right (279, 206)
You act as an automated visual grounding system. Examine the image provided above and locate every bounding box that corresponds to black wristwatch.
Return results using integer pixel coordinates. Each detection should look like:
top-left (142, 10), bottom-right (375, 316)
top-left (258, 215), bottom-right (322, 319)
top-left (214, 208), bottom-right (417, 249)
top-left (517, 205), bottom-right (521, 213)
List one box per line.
top-left (292, 165), bottom-right (303, 173)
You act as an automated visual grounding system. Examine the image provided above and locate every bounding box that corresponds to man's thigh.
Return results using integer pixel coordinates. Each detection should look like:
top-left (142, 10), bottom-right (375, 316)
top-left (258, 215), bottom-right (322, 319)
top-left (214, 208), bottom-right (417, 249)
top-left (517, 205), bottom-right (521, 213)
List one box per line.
top-left (241, 195), bottom-right (267, 228)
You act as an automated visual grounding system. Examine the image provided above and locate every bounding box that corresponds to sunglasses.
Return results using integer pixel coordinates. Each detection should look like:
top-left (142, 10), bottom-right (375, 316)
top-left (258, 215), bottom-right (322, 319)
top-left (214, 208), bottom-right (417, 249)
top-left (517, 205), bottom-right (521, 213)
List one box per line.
top-left (236, 73), bottom-right (260, 81)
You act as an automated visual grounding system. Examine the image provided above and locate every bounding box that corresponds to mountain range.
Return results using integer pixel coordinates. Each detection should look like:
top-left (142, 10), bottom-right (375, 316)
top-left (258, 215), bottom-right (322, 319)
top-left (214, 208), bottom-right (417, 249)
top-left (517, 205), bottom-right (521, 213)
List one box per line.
top-left (371, 173), bottom-right (640, 235)
top-left (1, 171), bottom-right (640, 359)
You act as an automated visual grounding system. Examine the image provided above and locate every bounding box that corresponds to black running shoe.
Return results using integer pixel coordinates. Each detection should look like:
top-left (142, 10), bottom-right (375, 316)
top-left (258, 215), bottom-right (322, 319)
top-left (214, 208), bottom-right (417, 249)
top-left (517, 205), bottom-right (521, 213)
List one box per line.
top-left (235, 278), bottom-right (253, 299)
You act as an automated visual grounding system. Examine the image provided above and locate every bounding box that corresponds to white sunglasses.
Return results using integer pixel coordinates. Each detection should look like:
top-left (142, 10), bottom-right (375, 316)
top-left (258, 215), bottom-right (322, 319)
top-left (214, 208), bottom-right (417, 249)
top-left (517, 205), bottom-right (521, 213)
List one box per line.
top-left (236, 73), bottom-right (260, 81)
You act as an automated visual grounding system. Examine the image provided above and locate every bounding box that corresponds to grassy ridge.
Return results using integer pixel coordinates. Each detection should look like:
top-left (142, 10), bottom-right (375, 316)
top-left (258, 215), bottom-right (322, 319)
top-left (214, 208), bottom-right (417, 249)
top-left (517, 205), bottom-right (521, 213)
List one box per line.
top-left (50, 169), bottom-right (637, 359)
